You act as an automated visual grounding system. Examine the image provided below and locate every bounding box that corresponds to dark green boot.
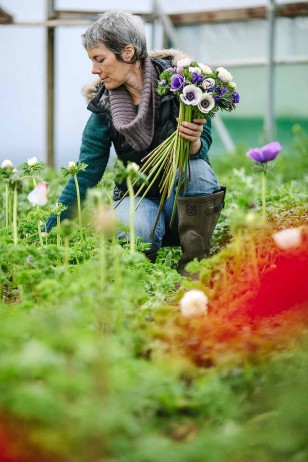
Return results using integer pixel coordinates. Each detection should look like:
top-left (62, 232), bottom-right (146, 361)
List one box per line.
top-left (177, 187), bottom-right (226, 276)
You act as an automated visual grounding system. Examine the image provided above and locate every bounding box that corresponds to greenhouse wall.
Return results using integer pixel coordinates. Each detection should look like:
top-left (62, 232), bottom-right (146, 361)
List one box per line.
top-left (177, 17), bottom-right (308, 154)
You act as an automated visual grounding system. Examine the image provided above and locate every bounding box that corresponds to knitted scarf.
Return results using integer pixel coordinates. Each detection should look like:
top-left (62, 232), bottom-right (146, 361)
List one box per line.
top-left (109, 58), bottom-right (160, 151)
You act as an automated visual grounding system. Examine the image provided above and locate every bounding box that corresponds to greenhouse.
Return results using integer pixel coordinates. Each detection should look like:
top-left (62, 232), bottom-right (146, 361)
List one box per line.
top-left (0, 1), bottom-right (308, 461)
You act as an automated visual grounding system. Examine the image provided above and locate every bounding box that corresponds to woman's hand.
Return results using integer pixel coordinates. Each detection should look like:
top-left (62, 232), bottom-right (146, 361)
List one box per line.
top-left (177, 118), bottom-right (206, 155)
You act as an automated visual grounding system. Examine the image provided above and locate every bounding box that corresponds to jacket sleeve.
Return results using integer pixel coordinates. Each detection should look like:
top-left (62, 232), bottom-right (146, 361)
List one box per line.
top-left (45, 113), bottom-right (111, 232)
top-left (189, 118), bottom-right (212, 161)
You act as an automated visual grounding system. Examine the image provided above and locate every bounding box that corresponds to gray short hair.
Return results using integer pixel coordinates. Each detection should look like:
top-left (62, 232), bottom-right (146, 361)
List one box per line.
top-left (82, 10), bottom-right (148, 63)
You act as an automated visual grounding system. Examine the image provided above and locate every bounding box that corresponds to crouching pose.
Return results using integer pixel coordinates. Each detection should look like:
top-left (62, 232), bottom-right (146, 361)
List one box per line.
top-left (45, 10), bottom-right (226, 274)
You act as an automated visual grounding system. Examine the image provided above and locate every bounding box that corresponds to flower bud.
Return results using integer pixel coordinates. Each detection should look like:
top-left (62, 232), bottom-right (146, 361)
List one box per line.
top-left (69, 161), bottom-right (76, 169)
top-left (179, 290), bottom-right (208, 317)
top-left (1, 159), bottom-right (13, 168)
top-left (27, 156), bottom-right (38, 166)
top-left (127, 162), bottom-right (139, 173)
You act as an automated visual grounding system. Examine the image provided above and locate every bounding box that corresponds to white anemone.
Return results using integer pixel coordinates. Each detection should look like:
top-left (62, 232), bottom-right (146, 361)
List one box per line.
top-left (216, 66), bottom-right (233, 83)
top-left (189, 66), bottom-right (201, 74)
top-left (198, 93), bottom-right (215, 113)
top-left (180, 85), bottom-right (202, 106)
top-left (198, 63), bottom-right (213, 74)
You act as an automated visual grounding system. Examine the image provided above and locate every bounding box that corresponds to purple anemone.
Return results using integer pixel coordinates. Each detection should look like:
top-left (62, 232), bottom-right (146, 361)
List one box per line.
top-left (170, 74), bottom-right (185, 91)
top-left (232, 92), bottom-right (240, 103)
top-left (246, 142), bottom-right (282, 163)
top-left (192, 72), bottom-right (203, 84)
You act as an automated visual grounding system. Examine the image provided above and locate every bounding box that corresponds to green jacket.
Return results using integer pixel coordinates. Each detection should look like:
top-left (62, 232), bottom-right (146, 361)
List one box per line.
top-left (45, 56), bottom-right (212, 232)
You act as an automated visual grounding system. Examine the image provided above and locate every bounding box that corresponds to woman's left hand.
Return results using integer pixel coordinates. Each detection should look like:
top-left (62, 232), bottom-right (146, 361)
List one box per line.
top-left (177, 118), bottom-right (206, 155)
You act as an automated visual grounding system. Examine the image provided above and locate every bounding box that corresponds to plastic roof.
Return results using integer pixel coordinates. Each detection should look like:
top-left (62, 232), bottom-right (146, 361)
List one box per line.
top-left (56, 0), bottom-right (308, 14)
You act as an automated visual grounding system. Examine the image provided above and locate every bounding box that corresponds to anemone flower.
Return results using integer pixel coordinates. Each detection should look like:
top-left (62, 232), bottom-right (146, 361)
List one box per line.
top-left (27, 182), bottom-right (48, 206)
top-left (198, 93), bottom-right (215, 113)
top-left (180, 85), bottom-right (202, 106)
top-left (246, 141), bottom-right (282, 221)
top-left (246, 141), bottom-right (282, 163)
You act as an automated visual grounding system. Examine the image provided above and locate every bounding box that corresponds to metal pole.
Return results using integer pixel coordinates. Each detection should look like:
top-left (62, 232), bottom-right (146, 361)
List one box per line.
top-left (46, 0), bottom-right (56, 166)
top-left (264, 0), bottom-right (276, 143)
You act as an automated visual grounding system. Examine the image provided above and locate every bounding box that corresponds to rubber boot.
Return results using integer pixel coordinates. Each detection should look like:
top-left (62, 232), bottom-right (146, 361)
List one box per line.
top-left (145, 250), bottom-right (157, 263)
top-left (177, 187), bottom-right (226, 276)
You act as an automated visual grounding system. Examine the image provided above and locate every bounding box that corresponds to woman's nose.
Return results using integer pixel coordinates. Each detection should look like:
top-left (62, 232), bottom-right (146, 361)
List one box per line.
top-left (91, 63), bottom-right (100, 75)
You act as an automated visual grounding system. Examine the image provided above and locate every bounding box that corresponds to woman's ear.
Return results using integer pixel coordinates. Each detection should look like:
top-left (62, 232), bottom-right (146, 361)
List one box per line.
top-left (122, 45), bottom-right (135, 63)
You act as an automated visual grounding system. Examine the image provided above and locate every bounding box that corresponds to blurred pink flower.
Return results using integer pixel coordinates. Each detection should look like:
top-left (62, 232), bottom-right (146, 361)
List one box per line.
top-left (27, 182), bottom-right (48, 206)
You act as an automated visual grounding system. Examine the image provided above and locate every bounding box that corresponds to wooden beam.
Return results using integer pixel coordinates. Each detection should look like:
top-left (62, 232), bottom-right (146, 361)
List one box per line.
top-left (56, 10), bottom-right (154, 23)
top-left (0, 6), bottom-right (13, 24)
top-left (53, 3), bottom-right (308, 26)
top-left (169, 2), bottom-right (308, 25)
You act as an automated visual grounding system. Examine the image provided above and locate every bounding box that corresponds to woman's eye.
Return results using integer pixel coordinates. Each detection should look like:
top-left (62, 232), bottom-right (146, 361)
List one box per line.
top-left (96, 59), bottom-right (104, 63)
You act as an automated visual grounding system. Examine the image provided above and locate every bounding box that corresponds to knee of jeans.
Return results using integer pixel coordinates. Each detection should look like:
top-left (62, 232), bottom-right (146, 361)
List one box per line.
top-left (116, 215), bottom-right (164, 253)
top-left (182, 159), bottom-right (219, 195)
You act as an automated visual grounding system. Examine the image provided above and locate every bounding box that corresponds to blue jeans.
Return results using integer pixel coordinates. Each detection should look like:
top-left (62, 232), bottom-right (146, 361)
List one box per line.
top-left (114, 158), bottom-right (220, 253)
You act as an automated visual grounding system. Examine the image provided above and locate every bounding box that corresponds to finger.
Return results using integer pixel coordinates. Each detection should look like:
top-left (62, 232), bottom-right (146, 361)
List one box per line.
top-left (178, 132), bottom-right (199, 142)
top-left (181, 121), bottom-right (204, 131)
top-left (178, 124), bottom-right (203, 137)
top-left (192, 118), bottom-right (206, 125)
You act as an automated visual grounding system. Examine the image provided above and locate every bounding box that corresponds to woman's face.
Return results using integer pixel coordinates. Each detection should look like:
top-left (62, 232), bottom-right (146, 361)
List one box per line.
top-left (87, 43), bottom-right (134, 90)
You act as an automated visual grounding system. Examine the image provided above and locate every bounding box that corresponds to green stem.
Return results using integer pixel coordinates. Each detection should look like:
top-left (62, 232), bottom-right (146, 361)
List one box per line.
top-left (100, 237), bottom-right (106, 291)
top-left (126, 176), bottom-right (136, 254)
top-left (74, 174), bottom-right (83, 238)
top-left (37, 220), bottom-right (43, 247)
top-left (32, 178), bottom-right (43, 247)
top-left (57, 215), bottom-right (61, 248)
top-left (5, 184), bottom-right (9, 227)
top-left (261, 167), bottom-right (267, 222)
top-left (64, 237), bottom-right (70, 276)
top-left (13, 184), bottom-right (18, 246)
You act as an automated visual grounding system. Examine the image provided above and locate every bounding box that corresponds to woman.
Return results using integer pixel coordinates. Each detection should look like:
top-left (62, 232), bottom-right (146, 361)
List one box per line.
top-left (45, 10), bottom-right (225, 274)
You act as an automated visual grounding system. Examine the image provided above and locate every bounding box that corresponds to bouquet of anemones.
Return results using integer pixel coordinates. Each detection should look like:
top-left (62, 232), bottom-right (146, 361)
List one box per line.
top-left (117, 58), bottom-right (240, 234)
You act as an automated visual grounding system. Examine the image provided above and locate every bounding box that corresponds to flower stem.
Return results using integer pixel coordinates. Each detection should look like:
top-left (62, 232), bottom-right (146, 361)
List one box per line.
top-left (126, 176), bottom-right (136, 254)
top-left (261, 166), bottom-right (268, 222)
top-left (64, 236), bottom-right (70, 276)
top-left (57, 215), bottom-right (61, 248)
top-left (5, 184), bottom-right (9, 227)
top-left (13, 184), bottom-right (18, 246)
top-left (32, 178), bottom-right (43, 247)
top-left (74, 173), bottom-right (83, 238)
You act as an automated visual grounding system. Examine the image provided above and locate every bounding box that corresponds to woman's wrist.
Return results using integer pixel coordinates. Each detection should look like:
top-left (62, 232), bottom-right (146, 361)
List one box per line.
top-left (189, 138), bottom-right (202, 155)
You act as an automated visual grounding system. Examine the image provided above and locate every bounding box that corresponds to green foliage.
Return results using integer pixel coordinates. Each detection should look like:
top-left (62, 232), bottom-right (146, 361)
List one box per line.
top-left (0, 127), bottom-right (307, 460)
